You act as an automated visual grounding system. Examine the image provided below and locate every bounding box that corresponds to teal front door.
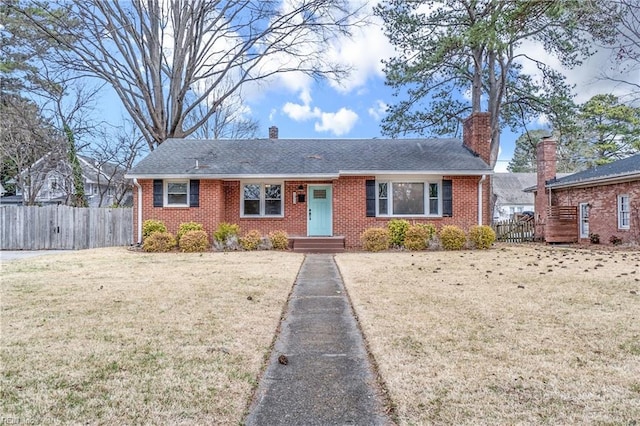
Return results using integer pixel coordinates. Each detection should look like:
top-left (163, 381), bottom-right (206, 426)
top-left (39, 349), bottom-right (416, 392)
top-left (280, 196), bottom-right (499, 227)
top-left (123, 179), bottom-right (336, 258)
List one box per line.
top-left (308, 185), bottom-right (332, 236)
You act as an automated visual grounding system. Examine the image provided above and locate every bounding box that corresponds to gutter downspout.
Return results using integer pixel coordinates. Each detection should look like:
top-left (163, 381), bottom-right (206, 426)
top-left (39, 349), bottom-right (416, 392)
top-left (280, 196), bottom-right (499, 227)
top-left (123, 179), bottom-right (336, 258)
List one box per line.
top-left (478, 174), bottom-right (487, 225)
top-left (133, 178), bottom-right (143, 245)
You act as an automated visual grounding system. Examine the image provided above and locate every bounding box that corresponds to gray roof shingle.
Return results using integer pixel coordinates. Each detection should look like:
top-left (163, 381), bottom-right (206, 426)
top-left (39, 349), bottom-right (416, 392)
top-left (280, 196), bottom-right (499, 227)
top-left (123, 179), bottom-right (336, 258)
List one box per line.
top-left (547, 153), bottom-right (640, 188)
top-left (126, 138), bottom-right (492, 178)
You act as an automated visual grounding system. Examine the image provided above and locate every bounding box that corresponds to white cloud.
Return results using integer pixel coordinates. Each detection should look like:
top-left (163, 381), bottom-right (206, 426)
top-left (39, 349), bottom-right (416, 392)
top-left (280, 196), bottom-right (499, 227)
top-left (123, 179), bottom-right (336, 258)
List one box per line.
top-left (315, 108), bottom-right (359, 136)
top-left (282, 102), bottom-right (321, 121)
top-left (516, 39), bottom-right (633, 104)
top-left (281, 90), bottom-right (358, 136)
top-left (368, 100), bottom-right (388, 120)
top-left (324, 16), bottom-right (395, 94)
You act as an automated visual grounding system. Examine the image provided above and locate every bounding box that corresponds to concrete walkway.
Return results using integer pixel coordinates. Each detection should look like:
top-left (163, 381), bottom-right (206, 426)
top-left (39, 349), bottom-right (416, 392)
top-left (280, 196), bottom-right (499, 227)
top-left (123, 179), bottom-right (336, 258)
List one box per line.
top-left (245, 254), bottom-right (393, 426)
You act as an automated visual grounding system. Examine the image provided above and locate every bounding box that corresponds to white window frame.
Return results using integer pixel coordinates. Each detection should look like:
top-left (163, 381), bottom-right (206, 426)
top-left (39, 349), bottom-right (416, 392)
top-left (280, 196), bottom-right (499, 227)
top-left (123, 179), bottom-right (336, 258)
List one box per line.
top-left (241, 181), bottom-right (284, 217)
top-left (164, 180), bottom-right (189, 207)
top-left (618, 194), bottom-right (630, 230)
top-left (376, 179), bottom-right (442, 217)
top-left (579, 202), bottom-right (590, 238)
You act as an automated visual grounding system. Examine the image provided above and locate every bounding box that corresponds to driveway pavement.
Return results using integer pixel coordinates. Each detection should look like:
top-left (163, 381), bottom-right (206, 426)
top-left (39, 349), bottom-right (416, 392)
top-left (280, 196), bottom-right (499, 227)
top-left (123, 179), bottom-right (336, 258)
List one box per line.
top-left (0, 250), bottom-right (72, 262)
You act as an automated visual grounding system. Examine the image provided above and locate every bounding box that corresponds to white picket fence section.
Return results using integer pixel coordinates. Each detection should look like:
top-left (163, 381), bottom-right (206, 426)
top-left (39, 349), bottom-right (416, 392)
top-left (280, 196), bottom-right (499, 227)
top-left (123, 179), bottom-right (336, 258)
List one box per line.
top-left (1, 205), bottom-right (133, 250)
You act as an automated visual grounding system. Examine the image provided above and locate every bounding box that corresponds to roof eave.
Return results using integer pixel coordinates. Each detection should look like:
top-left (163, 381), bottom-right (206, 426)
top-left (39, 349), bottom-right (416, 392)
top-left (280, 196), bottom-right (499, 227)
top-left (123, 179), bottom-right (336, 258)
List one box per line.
top-left (547, 172), bottom-right (640, 189)
top-left (126, 169), bottom-right (494, 180)
top-left (338, 169), bottom-right (493, 176)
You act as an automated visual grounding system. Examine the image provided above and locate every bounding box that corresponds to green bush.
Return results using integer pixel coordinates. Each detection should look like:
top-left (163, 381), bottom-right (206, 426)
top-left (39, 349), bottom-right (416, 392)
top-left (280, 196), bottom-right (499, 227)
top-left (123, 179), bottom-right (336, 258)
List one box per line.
top-left (240, 230), bottom-right (262, 250)
top-left (213, 222), bottom-right (240, 243)
top-left (439, 225), bottom-right (466, 250)
top-left (142, 231), bottom-right (176, 252)
top-left (269, 230), bottom-right (289, 250)
top-left (361, 227), bottom-right (390, 252)
top-left (415, 223), bottom-right (437, 240)
top-left (177, 221), bottom-right (204, 243)
top-left (404, 225), bottom-right (431, 251)
top-left (468, 225), bottom-right (496, 250)
top-left (388, 219), bottom-right (410, 247)
top-left (142, 219), bottom-right (167, 239)
top-left (179, 230), bottom-right (209, 253)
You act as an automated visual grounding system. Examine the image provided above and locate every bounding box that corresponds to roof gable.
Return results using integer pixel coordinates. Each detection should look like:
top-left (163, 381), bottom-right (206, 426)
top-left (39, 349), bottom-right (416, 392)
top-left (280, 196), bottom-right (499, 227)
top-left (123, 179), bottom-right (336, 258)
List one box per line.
top-left (127, 138), bottom-right (493, 178)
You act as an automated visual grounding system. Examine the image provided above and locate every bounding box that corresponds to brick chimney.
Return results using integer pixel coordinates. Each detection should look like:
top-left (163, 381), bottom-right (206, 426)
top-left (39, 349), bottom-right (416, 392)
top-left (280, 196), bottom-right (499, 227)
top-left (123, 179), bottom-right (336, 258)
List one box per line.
top-left (535, 136), bottom-right (557, 239)
top-left (269, 126), bottom-right (278, 139)
top-left (463, 112), bottom-right (492, 165)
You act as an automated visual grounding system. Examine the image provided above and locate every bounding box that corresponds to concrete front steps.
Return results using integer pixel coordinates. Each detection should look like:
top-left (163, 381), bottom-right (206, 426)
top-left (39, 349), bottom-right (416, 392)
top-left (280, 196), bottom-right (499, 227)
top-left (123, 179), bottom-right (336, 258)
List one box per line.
top-left (290, 236), bottom-right (346, 253)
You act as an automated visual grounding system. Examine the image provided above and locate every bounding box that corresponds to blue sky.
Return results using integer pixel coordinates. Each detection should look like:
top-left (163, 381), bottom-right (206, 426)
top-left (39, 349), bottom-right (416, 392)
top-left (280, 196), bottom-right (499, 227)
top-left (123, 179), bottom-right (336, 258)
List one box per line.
top-left (94, 3), bottom-right (632, 173)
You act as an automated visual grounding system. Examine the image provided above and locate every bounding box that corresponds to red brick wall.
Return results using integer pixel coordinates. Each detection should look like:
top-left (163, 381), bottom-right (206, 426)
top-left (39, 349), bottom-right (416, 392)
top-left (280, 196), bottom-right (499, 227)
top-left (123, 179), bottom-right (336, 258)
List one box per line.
top-left (132, 179), bottom-right (224, 242)
top-left (463, 112), bottom-right (492, 165)
top-left (133, 176), bottom-right (491, 248)
top-left (535, 137), bottom-right (557, 239)
top-left (552, 181), bottom-right (639, 245)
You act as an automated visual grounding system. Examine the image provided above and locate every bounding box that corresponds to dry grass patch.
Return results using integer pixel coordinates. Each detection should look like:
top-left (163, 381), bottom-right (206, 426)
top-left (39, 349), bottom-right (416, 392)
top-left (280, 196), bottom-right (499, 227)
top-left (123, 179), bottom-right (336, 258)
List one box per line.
top-left (1, 248), bottom-right (303, 424)
top-left (337, 244), bottom-right (640, 425)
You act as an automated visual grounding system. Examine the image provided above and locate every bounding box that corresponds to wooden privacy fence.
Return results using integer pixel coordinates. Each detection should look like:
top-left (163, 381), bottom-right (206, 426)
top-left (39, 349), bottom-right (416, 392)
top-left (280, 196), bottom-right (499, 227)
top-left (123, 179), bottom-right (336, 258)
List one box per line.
top-left (545, 206), bottom-right (578, 243)
top-left (1, 205), bottom-right (133, 250)
top-left (492, 218), bottom-right (535, 243)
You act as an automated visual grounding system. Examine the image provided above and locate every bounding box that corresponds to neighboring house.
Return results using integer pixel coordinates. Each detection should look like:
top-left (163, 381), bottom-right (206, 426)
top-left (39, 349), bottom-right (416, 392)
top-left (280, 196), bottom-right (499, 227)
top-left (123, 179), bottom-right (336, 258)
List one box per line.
top-left (11, 153), bottom-right (130, 207)
top-left (125, 113), bottom-right (495, 248)
top-left (529, 137), bottom-right (640, 244)
top-left (492, 172), bottom-right (570, 221)
top-left (492, 173), bottom-right (536, 221)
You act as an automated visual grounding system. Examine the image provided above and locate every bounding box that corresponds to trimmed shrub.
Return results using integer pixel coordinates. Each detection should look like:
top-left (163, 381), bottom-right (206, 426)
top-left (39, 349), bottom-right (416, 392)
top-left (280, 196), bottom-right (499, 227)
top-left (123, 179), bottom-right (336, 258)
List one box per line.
top-left (213, 222), bottom-right (240, 243)
top-left (609, 235), bottom-right (623, 245)
top-left (416, 223), bottom-right (437, 241)
top-left (361, 227), bottom-right (390, 252)
top-left (142, 219), bottom-right (167, 239)
top-left (240, 230), bottom-right (262, 250)
top-left (269, 230), bottom-right (289, 250)
top-left (177, 221), bottom-right (204, 243)
top-left (439, 225), bottom-right (466, 250)
top-left (179, 230), bottom-right (209, 253)
top-left (468, 225), bottom-right (496, 250)
top-left (404, 225), bottom-right (431, 251)
top-left (142, 231), bottom-right (176, 252)
top-left (388, 219), bottom-right (410, 247)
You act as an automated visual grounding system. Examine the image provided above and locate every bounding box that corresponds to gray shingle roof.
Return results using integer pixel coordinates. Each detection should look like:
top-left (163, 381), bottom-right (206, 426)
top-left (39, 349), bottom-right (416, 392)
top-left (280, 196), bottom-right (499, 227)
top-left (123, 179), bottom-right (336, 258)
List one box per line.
top-left (126, 138), bottom-right (492, 178)
top-left (492, 173), bottom-right (537, 205)
top-left (547, 153), bottom-right (640, 188)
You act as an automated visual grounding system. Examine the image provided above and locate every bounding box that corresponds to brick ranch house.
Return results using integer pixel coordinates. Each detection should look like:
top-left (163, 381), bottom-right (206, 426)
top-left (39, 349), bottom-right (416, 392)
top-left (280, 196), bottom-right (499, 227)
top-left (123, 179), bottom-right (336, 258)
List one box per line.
top-left (125, 113), bottom-right (494, 249)
top-left (529, 137), bottom-right (640, 245)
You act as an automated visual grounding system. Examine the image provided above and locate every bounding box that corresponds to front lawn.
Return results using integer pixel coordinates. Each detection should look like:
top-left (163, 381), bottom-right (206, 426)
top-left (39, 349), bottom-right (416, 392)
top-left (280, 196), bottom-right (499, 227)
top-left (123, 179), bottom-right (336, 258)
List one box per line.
top-left (1, 248), bottom-right (303, 424)
top-left (337, 244), bottom-right (640, 425)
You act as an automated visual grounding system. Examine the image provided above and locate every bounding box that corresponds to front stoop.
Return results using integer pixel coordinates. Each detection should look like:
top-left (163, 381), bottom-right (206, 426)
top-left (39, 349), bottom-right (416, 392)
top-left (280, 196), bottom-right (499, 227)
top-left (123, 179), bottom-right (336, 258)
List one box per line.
top-left (291, 236), bottom-right (345, 253)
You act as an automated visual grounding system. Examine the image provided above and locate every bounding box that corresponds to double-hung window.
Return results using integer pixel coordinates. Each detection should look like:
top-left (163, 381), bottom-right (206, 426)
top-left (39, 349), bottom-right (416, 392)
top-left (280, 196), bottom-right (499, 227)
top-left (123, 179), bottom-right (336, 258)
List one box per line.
top-left (376, 180), bottom-right (441, 216)
top-left (618, 194), bottom-right (630, 230)
top-left (242, 183), bottom-right (283, 217)
top-left (165, 180), bottom-right (189, 206)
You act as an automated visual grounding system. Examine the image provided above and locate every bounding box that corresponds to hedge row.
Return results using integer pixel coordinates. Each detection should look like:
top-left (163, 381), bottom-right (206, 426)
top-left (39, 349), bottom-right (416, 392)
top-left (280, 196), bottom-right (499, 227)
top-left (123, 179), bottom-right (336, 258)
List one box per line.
top-left (361, 220), bottom-right (496, 252)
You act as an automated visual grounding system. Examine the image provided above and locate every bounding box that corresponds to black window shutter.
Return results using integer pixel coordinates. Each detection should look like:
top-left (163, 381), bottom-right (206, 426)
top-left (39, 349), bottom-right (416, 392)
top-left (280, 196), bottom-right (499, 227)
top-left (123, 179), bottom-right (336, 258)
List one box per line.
top-left (153, 179), bottom-right (163, 207)
top-left (442, 179), bottom-right (452, 217)
top-left (189, 180), bottom-right (200, 207)
top-left (366, 180), bottom-right (376, 217)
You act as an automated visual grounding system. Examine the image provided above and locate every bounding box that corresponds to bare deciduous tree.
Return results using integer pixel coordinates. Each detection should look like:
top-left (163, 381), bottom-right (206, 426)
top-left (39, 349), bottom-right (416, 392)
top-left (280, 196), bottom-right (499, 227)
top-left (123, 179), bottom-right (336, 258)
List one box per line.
top-left (90, 121), bottom-right (148, 207)
top-left (19, 0), bottom-right (361, 150)
top-left (602, 0), bottom-right (640, 103)
top-left (0, 94), bottom-right (65, 205)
